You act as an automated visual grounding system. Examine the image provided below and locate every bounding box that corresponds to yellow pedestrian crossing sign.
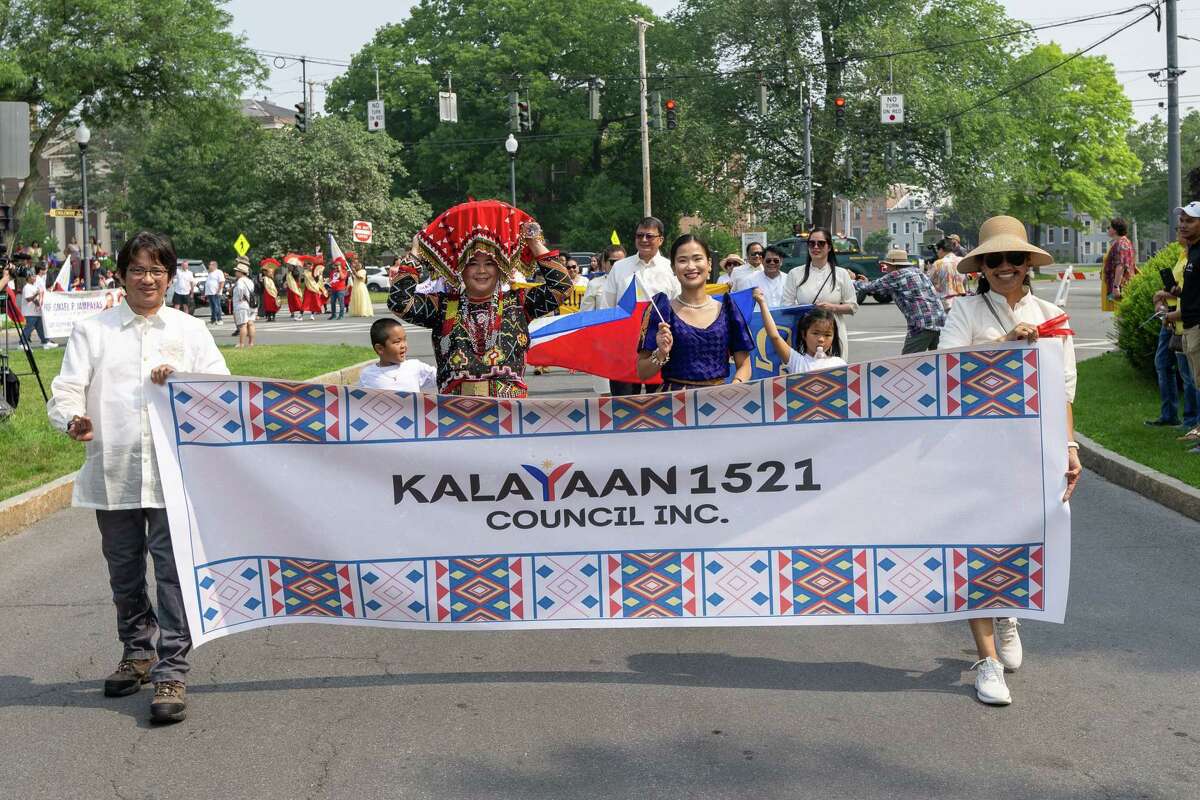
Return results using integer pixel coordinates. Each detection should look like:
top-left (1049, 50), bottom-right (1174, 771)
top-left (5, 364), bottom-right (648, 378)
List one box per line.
top-left (234, 234), bottom-right (250, 257)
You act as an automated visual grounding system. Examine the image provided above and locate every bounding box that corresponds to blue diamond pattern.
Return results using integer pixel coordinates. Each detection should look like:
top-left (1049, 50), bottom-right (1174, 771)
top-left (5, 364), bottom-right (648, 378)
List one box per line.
top-left (407, 601), bottom-right (425, 613)
top-left (220, 390), bottom-right (238, 404)
top-left (925, 590), bottom-right (944, 603)
top-left (916, 361), bottom-right (936, 376)
top-left (199, 576), bottom-right (215, 589)
top-left (568, 409), bottom-right (585, 423)
top-left (872, 395), bottom-right (891, 408)
top-left (240, 567), bottom-right (258, 580)
top-left (223, 420), bottom-right (240, 434)
top-left (350, 389), bottom-right (367, 399)
top-left (580, 563), bottom-right (598, 577)
top-left (705, 560), bottom-right (724, 574)
top-left (581, 595), bottom-right (599, 608)
top-left (699, 402), bottom-right (717, 416)
top-left (179, 421), bottom-right (196, 434)
top-left (744, 401), bottom-right (761, 414)
top-left (536, 565), bottom-right (554, 578)
top-left (871, 365), bottom-right (889, 377)
top-left (751, 559), bottom-right (768, 573)
top-left (244, 597), bottom-right (261, 611)
top-left (397, 417), bottom-right (413, 430)
top-left (706, 592), bottom-right (725, 606)
top-left (918, 394), bottom-right (936, 407)
top-left (879, 590), bottom-right (897, 603)
top-left (878, 557), bottom-right (896, 571)
top-left (203, 607), bottom-right (218, 621)
top-left (175, 391), bottom-right (193, 404)
top-left (406, 569), bottom-right (423, 583)
top-left (351, 418), bottom-right (369, 431)
top-left (538, 596), bottom-right (555, 610)
top-left (365, 599), bottom-right (381, 611)
top-left (923, 556), bottom-right (942, 571)
top-left (362, 571), bottom-right (378, 585)
top-left (523, 411), bottom-right (541, 424)
top-left (752, 591), bottom-right (769, 606)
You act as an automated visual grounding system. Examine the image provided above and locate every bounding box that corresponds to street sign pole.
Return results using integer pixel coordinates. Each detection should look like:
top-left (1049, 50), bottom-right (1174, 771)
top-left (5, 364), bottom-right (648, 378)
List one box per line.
top-left (1167, 0), bottom-right (1182, 239)
top-left (633, 16), bottom-right (654, 217)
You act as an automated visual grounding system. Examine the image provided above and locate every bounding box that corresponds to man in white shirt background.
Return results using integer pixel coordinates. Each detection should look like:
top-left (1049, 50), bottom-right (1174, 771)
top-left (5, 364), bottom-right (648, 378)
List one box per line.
top-left (720, 241), bottom-right (765, 287)
top-left (733, 244), bottom-right (787, 307)
top-left (203, 260), bottom-right (225, 325)
top-left (170, 262), bottom-right (194, 313)
top-left (601, 217), bottom-right (680, 395)
top-left (48, 231), bottom-right (229, 724)
top-left (579, 244), bottom-right (625, 313)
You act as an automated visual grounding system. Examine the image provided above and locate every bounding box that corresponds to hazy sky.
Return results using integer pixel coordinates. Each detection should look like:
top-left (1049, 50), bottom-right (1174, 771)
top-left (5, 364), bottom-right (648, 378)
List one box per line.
top-left (228, 0), bottom-right (1200, 123)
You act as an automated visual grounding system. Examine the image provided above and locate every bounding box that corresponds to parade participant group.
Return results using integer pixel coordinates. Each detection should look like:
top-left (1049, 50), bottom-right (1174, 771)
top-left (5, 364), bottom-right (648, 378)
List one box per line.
top-left (44, 198), bottom-right (1105, 726)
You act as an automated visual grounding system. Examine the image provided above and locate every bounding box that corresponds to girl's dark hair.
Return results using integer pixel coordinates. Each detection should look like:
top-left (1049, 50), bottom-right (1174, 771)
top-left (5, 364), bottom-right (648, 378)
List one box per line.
top-left (764, 244), bottom-right (787, 260)
top-left (1109, 218), bottom-right (1127, 237)
top-left (797, 226), bottom-right (839, 287)
top-left (116, 231), bottom-right (177, 279)
top-left (798, 308), bottom-right (841, 358)
top-left (669, 233), bottom-right (712, 266)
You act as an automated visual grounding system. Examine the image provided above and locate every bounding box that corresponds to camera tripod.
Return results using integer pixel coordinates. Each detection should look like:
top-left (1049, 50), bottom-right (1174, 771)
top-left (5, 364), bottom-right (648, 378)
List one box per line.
top-left (0, 293), bottom-right (48, 413)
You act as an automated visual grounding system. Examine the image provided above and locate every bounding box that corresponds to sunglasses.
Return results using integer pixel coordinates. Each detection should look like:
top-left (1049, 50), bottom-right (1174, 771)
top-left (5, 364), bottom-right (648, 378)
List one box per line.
top-left (747, 251), bottom-right (764, 258)
top-left (635, 232), bottom-right (662, 241)
top-left (983, 251), bottom-right (1028, 269)
top-left (807, 239), bottom-right (829, 249)
top-left (763, 257), bottom-right (783, 265)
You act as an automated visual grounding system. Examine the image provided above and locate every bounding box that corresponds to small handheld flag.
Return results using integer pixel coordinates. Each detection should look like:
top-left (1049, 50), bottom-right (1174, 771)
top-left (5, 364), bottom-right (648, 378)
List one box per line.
top-left (610, 230), bottom-right (621, 246)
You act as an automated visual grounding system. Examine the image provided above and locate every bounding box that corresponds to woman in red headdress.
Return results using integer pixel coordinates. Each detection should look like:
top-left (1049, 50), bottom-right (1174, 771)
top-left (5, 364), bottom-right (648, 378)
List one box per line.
top-left (284, 255), bottom-right (305, 319)
top-left (300, 255), bottom-right (326, 320)
top-left (388, 200), bottom-right (571, 398)
top-left (260, 258), bottom-right (281, 322)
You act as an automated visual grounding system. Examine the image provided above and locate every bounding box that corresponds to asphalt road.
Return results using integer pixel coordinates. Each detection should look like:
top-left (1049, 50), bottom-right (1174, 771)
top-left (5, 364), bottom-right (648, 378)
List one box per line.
top-left (7, 275), bottom-right (1194, 799)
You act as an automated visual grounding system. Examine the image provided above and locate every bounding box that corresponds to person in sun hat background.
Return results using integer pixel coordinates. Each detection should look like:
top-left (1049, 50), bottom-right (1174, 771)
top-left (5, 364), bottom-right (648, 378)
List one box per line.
top-left (939, 214), bottom-right (1081, 708)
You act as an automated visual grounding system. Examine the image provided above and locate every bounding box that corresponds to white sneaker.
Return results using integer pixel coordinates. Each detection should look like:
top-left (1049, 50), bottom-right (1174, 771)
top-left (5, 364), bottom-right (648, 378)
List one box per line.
top-left (42, 341), bottom-right (58, 349)
top-left (994, 618), bottom-right (1023, 671)
top-left (972, 657), bottom-right (1012, 705)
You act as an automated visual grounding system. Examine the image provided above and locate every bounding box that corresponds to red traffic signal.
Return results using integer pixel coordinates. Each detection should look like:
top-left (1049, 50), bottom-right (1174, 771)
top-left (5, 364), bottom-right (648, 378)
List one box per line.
top-left (665, 98), bottom-right (678, 129)
top-left (834, 96), bottom-right (846, 107)
top-left (834, 96), bottom-right (846, 128)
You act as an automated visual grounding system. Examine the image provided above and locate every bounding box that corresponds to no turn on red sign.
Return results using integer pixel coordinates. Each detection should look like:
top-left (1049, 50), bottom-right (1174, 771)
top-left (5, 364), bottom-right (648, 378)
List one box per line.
top-left (352, 220), bottom-right (373, 244)
top-left (880, 94), bottom-right (904, 124)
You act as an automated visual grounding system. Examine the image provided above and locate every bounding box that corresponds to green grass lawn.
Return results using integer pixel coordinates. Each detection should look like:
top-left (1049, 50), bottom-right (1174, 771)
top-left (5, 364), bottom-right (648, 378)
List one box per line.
top-left (0, 343), bottom-right (373, 502)
top-left (1074, 352), bottom-right (1200, 488)
top-left (370, 290), bottom-right (389, 305)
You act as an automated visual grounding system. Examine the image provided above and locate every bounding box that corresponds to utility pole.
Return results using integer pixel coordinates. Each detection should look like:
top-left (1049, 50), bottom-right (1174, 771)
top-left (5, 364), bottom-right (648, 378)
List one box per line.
top-left (803, 82), bottom-right (813, 230)
top-left (633, 16), bottom-right (654, 217)
top-left (1167, 0), bottom-right (1182, 239)
top-left (374, 63), bottom-right (381, 100)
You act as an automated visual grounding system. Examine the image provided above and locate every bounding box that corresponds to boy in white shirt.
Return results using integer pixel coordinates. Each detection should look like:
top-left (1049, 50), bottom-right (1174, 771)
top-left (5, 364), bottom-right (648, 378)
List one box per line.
top-left (359, 318), bottom-right (437, 393)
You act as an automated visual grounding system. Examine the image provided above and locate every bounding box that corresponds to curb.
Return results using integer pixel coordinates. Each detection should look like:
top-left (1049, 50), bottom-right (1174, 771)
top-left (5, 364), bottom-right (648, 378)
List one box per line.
top-left (1076, 432), bottom-right (1200, 522)
top-left (0, 358), bottom-right (375, 541)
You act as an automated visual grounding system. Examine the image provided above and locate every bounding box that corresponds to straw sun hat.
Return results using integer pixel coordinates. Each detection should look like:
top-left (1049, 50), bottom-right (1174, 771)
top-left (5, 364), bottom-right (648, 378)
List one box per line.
top-left (880, 248), bottom-right (912, 267)
top-left (957, 215), bottom-right (1053, 274)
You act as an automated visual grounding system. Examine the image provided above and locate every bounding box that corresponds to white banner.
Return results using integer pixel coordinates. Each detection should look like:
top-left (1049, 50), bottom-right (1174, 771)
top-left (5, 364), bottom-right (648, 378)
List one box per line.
top-left (149, 342), bottom-right (1071, 646)
top-left (41, 289), bottom-right (125, 338)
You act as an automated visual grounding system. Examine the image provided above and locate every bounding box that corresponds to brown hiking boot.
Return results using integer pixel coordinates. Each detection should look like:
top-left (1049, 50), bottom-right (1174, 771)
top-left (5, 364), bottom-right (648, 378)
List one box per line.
top-left (103, 658), bottom-right (155, 697)
top-left (150, 681), bottom-right (187, 724)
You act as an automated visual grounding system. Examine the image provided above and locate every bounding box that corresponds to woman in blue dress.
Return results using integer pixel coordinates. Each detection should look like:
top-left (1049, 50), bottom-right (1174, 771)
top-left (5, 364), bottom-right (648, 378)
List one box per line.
top-left (637, 234), bottom-right (754, 390)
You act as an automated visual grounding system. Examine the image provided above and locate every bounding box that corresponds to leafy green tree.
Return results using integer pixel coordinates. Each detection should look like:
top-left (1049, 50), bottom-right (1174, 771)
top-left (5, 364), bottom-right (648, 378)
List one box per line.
top-left (245, 115), bottom-right (430, 257)
top-left (325, 0), bottom-right (742, 245)
top-left (0, 0), bottom-right (264, 254)
top-left (15, 201), bottom-right (58, 254)
top-left (863, 229), bottom-right (892, 256)
top-left (1118, 111), bottom-right (1200, 229)
top-left (1004, 45), bottom-right (1141, 242)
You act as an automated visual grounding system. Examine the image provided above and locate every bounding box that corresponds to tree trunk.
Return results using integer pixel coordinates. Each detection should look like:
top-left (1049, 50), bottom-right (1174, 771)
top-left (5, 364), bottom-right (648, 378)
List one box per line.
top-left (7, 107), bottom-right (71, 257)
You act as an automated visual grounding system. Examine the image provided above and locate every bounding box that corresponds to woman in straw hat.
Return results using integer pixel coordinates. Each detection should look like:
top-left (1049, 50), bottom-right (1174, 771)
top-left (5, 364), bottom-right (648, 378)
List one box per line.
top-left (940, 215), bottom-right (1081, 707)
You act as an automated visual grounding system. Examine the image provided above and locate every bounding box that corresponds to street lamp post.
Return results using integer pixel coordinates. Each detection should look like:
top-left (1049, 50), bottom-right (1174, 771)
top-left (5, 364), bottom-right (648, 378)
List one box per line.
top-left (505, 134), bottom-right (518, 207)
top-left (75, 122), bottom-right (91, 288)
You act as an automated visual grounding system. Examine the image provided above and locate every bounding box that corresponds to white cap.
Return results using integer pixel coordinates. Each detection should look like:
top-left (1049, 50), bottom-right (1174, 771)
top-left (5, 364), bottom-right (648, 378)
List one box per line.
top-left (1176, 201), bottom-right (1200, 218)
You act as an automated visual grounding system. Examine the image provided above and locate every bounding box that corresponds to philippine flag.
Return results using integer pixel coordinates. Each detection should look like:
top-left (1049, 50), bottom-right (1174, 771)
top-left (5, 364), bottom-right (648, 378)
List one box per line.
top-left (51, 258), bottom-right (72, 292)
top-left (328, 232), bottom-right (346, 265)
top-left (526, 280), bottom-right (659, 384)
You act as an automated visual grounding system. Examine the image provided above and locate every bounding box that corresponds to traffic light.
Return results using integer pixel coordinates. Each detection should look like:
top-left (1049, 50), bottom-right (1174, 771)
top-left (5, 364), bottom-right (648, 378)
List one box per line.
top-left (588, 78), bottom-right (602, 121)
top-left (518, 99), bottom-right (532, 132)
top-left (858, 150), bottom-right (871, 177)
top-left (649, 91), bottom-right (663, 130)
top-left (508, 92), bottom-right (520, 132)
top-left (665, 98), bottom-right (678, 130)
top-left (294, 102), bottom-right (307, 133)
top-left (884, 141), bottom-right (897, 171)
top-left (834, 96), bottom-right (846, 129)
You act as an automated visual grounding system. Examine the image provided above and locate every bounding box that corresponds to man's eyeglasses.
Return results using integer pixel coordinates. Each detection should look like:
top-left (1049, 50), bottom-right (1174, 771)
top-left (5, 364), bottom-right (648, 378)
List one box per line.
top-left (763, 257), bottom-right (783, 266)
top-left (634, 232), bottom-right (662, 241)
top-left (982, 251), bottom-right (1029, 269)
top-left (807, 239), bottom-right (829, 249)
top-left (126, 267), bottom-right (170, 279)
top-left (747, 251), bottom-right (764, 259)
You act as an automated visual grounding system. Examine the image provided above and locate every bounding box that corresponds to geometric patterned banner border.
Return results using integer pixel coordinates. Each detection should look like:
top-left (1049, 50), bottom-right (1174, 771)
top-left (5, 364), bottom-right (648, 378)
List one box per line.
top-left (194, 543), bottom-right (1045, 634)
top-left (172, 346), bottom-right (1042, 447)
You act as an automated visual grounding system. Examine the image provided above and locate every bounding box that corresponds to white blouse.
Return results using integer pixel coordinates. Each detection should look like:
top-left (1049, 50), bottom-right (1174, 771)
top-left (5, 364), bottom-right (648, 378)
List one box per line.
top-left (47, 301), bottom-right (229, 510)
top-left (781, 263), bottom-right (859, 358)
top-left (939, 290), bottom-right (1076, 402)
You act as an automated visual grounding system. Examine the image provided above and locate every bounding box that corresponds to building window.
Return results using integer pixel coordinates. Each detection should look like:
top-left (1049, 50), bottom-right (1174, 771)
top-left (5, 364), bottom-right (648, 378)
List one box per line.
top-left (852, 227), bottom-right (863, 242)
top-left (904, 222), bottom-right (911, 234)
top-left (1048, 227), bottom-right (1055, 244)
top-left (1083, 218), bottom-right (1092, 231)
top-left (917, 222), bottom-right (924, 233)
top-left (854, 207), bottom-right (862, 221)
top-left (892, 222), bottom-right (897, 234)
top-left (1062, 228), bottom-right (1070, 242)
top-left (1084, 241), bottom-right (1092, 256)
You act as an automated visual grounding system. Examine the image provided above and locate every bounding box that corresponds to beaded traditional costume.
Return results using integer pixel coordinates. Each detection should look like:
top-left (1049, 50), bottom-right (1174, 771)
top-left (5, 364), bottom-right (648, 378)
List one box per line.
top-left (387, 200), bottom-right (570, 397)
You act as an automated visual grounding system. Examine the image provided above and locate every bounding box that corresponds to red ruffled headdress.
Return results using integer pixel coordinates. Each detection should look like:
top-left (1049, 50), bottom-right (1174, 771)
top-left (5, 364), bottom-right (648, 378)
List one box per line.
top-left (415, 199), bottom-right (535, 284)
top-left (259, 257), bottom-right (281, 271)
